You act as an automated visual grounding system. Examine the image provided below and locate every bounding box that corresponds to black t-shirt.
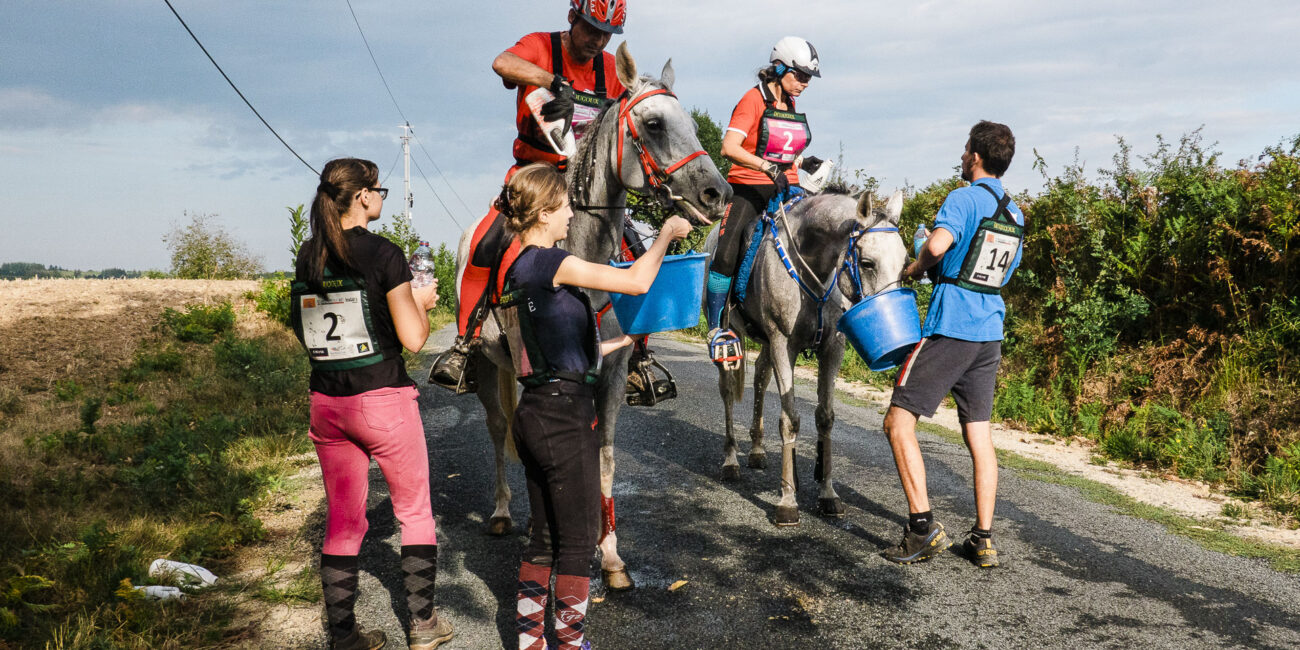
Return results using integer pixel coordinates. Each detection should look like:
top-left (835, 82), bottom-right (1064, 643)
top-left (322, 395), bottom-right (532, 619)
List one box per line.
top-left (506, 246), bottom-right (595, 378)
top-left (294, 227), bottom-right (415, 396)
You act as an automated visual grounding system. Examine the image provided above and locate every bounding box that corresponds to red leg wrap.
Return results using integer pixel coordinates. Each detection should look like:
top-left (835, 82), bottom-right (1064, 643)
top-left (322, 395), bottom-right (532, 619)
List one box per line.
top-left (600, 495), bottom-right (616, 544)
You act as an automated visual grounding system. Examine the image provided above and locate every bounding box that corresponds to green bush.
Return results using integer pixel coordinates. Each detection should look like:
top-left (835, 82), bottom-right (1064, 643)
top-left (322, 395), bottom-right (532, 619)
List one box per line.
top-left (162, 212), bottom-right (262, 279)
top-left (249, 275), bottom-right (292, 326)
top-left (160, 302), bottom-right (236, 343)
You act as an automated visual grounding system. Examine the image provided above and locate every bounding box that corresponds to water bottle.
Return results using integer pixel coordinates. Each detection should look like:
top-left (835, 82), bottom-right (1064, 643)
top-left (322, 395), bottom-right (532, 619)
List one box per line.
top-left (410, 241), bottom-right (435, 288)
top-left (913, 225), bottom-right (929, 259)
top-left (149, 558), bottom-right (218, 588)
top-left (913, 225), bottom-right (932, 284)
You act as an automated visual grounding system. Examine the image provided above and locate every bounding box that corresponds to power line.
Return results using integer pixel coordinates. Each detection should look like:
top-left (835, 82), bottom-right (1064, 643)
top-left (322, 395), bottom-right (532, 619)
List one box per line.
top-left (163, 0), bottom-right (318, 176)
top-left (344, 0), bottom-right (407, 124)
top-left (342, 0), bottom-right (476, 224)
top-left (411, 131), bottom-right (478, 220)
top-left (411, 157), bottom-right (464, 230)
top-left (380, 144), bottom-right (403, 186)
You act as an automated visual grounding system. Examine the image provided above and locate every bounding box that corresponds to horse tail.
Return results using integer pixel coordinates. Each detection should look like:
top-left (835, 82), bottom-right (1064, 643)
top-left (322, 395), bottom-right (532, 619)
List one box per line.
top-left (499, 367), bottom-right (520, 463)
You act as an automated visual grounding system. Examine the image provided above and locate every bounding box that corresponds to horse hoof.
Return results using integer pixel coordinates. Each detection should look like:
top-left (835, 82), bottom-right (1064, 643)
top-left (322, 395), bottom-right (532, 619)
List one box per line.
top-left (773, 505), bottom-right (800, 527)
top-left (819, 498), bottom-right (846, 519)
top-left (487, 516), bottom-right (513, 536)
top-left (721, 465), bottom-right (741, 482)
top-left (602, 568), bottom-right (635, 591)
top-left (748, 453), bottom-right (767, 469)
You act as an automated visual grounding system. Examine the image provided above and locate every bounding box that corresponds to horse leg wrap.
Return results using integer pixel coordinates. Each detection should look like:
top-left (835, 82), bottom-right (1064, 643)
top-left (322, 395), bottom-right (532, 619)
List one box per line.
top-left (600, 495), bottom-right (616, 544)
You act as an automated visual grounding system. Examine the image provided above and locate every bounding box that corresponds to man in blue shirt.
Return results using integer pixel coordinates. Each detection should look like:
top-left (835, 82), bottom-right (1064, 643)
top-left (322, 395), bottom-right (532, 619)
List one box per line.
top-left (881, 121), bottom-right (1022, 568)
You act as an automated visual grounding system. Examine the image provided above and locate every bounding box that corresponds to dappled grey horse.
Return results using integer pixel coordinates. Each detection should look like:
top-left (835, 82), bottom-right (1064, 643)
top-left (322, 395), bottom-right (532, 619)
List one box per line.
top-left (454, 43), bottom-right (729, 589)
top-left (704, 190), bottom-right (907, 525)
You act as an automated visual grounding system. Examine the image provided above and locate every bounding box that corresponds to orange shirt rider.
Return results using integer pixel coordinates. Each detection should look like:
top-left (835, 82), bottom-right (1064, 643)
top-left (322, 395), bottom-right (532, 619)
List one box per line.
top-left (500, 31), bottom-right (625, 173)
top-left (724, 82), bottom-right (810, 187)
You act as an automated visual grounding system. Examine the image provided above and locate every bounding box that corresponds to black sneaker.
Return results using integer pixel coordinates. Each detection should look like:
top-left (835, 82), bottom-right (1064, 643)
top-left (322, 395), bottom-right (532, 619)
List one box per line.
top-left (961, 530), bottom-right (999, 568)
top-left (881, 521), bottom-right (952, 564)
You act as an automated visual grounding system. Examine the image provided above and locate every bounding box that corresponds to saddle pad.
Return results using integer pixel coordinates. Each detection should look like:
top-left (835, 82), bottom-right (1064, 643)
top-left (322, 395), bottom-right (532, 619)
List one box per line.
top-left (734, 217), bottom-right (767, 304)
top-left (458, 206), bottom-right (522, 336)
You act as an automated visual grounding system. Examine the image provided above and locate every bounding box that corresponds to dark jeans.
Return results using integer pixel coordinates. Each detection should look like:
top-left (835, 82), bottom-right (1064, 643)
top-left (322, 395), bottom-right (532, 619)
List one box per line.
top-left (511, 380), bottom-right (600, 576)
top-left (710, 182), bottom-right (779, 277)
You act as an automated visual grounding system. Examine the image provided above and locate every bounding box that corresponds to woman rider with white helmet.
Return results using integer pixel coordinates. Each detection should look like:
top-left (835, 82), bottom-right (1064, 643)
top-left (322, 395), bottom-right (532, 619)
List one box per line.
top-left (705, 37), bottom-right (827, 365)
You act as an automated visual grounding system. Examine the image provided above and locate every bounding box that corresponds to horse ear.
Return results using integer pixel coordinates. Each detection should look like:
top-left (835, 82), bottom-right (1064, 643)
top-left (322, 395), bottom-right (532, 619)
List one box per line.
top-left (660, 59), bottom-right (675, 91)
top-left (615, 42), bottom-right (638, 92)
top-left (856, 191), bottom-right (875, 224)
top-left (885, 190), bottom-right (904, 225)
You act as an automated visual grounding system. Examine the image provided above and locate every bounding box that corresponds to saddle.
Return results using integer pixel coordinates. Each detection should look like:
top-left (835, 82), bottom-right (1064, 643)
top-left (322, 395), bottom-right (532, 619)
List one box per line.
top-left (459, 208), bottom-right (679, 406)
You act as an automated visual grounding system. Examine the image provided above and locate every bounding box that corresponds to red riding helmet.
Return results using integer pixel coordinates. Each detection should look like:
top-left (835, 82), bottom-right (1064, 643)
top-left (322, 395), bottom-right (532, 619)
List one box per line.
top-left (570, 0), bottom-right (626, 34)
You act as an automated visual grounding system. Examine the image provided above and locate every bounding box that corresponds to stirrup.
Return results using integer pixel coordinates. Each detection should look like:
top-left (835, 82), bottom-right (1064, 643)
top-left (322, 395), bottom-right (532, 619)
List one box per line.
top-left (708, 328), bottom-right (744, 370)
top-left (428, 340), bottom-right (477, 394)
top-left (626, 347), bottom-right (678, 407)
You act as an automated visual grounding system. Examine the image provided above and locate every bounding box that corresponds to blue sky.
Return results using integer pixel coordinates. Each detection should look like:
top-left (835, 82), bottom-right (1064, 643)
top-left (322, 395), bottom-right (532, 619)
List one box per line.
top-left (2, 1), bottom-right (1297, 271)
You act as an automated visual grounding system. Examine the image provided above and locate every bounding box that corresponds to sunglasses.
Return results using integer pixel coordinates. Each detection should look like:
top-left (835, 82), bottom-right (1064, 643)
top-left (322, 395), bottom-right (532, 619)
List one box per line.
top-left (368, 187), bottom-right (389, 199)
top-left (791, 70), bottom-right (812, 84)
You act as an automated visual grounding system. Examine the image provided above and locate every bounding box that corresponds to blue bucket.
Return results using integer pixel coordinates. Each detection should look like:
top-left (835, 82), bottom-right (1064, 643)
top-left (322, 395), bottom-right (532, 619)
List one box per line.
top-left (608, 252), bottom-right (707, 335)
top-left (837, 287), bottom-right (922, 371)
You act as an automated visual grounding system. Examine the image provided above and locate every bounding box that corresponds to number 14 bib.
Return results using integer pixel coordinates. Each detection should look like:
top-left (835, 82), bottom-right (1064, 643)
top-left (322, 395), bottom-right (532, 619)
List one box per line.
top-left (941, 184), bottom-right (1023, 295)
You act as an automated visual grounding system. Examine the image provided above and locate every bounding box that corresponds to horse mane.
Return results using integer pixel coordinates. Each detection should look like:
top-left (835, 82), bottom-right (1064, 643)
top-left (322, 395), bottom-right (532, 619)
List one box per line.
top-left (567, 74), bottom-right (665, 196)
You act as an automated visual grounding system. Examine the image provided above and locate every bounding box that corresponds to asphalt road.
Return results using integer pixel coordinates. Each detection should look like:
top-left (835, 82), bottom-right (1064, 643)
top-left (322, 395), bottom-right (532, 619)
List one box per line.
top-left (313, 326), bottom-right (1300, 649)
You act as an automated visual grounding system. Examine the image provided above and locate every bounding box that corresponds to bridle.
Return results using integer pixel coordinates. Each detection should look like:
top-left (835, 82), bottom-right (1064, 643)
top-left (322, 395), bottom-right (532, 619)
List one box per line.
top-left (616, 87), bottom-right (710, 206)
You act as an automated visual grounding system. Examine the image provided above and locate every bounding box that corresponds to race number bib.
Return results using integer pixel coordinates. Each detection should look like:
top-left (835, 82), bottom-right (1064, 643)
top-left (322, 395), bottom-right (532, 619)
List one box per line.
top-left (571, 92), bottom-right (607, 141)
top-left (757, 110), bottom-right (812, 165)
top-left (290, 275), bottom-right (384, 370)
top-left (962, 227), bottom-right (1020, 290)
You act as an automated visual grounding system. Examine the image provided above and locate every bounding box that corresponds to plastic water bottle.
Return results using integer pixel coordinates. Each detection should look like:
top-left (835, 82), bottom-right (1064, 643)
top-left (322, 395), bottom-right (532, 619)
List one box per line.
top-left (913, 225), bottom-right (929, 259)
top-left (410, 241), bottom-right (435, 288)
top-left (913, 225), bottom-right (931, 284)
top-left (149, 559), bottom-right (218, 588)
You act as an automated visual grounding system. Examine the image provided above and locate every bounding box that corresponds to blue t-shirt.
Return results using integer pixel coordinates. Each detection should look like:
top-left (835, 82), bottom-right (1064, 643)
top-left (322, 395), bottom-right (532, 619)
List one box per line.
top-left (921, 177), bottom-right (1024, 342)
top-left (506, 246), bottom-right (596, 378)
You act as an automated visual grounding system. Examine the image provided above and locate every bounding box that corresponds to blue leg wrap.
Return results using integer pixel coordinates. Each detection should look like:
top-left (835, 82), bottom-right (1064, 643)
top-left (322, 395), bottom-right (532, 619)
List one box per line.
top-left (706, 271), bottom-right (732, 330)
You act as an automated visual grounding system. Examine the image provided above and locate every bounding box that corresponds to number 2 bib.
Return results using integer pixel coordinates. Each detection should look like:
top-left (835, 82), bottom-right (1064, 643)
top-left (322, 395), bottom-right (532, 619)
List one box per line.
top-left (290, 272), bottom-right (385, 371)
top-left (756, 108), bottom-right (811, 165)
top-left (939, 184), bottom-right (1023, 295)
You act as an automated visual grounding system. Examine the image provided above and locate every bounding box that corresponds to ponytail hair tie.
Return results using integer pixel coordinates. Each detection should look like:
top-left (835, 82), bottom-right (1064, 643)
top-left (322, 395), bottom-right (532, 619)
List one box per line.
top-left (317, 180), bottom-right (338, 196)
top-left (495, 185), bottom-right (514, 217)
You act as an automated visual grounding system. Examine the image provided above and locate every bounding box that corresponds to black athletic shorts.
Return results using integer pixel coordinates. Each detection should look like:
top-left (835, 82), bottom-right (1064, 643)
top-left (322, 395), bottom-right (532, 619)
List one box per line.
top-left (889, 335), bottom-right (1002, 424)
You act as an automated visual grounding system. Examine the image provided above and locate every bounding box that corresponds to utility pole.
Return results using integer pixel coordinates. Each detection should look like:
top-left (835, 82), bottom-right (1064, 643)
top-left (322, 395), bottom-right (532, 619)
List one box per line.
top-left (400, 123), bottom-right (413, 227)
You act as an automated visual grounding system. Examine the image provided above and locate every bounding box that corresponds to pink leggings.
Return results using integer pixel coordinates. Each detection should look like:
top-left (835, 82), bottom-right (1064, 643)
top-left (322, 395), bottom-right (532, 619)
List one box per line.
top-left (309, 385), bottom-right (437, 555)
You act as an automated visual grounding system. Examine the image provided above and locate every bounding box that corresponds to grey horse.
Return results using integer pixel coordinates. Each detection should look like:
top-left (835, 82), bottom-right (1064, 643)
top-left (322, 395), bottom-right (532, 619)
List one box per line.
top-left (454, 43), bottom-right (729, 589)
top-left (704, 189), bottom-right (907, 525)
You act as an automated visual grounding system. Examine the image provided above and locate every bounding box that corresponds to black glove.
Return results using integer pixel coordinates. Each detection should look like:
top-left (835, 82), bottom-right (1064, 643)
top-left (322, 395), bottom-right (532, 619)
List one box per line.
top-left (763, 162), bottom-right (790, 195)
top-left (540, 75), bottom-right (576, 135)
top-left (799, 156), bottom-right (824, 174)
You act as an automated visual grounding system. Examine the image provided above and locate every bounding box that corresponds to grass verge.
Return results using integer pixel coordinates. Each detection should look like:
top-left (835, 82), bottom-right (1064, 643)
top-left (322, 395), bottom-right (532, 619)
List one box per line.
top-left (0, 301), bottom-right (313, 647)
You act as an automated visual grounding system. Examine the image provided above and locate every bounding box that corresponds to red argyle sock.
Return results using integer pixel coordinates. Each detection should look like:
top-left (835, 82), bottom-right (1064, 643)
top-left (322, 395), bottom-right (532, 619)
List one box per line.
top-left (516, 561), bottom-right (551, 650)
top-left (553, 573), bottom-right (591, 649)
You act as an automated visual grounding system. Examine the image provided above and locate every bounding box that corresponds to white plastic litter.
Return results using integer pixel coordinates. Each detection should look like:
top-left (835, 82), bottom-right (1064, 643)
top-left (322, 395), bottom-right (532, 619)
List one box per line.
top-left (149, 559), bottom-right (219, 588)
top-left (134, 585), bottom-right (185, 600)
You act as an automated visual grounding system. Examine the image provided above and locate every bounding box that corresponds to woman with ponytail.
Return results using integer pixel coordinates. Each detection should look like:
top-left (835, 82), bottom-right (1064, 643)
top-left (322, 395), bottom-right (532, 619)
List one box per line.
top-left (497, 164), bottom-right (691, 650)
top-left (292, 158), bottom-right (453, 650)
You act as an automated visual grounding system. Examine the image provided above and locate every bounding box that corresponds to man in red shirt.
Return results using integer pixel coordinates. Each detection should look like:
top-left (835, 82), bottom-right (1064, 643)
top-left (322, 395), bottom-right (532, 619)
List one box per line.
top-left (431, 0), bottom-right (628, 391)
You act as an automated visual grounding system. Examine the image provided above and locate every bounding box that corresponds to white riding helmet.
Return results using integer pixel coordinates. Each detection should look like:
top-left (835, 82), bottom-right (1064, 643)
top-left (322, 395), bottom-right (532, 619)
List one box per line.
top-left (770, 36), bottom-right (821, 78)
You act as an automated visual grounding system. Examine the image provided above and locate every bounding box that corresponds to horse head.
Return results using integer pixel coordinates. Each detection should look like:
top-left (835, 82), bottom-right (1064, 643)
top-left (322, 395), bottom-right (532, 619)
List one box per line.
top-left (842, 189), bottom-right (908, 302)
top-left (610, 42), bottom-right (730, 226)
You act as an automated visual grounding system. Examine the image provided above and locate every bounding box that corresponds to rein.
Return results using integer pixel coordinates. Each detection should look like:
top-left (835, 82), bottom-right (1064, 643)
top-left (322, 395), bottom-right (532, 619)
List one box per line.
top-left (765, 195), bottom-right (899, 347)
top-left (571, 84), bottom-right (711, 261)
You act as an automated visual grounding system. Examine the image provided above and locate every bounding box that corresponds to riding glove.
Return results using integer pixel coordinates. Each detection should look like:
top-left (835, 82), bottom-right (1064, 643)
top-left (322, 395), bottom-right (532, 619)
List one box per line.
top-left (799, 156), bottom-right (825, 174)
top-left (762, 162), bottom-right (790, 195)
top-left (541, 75), bottom-right (577, 135)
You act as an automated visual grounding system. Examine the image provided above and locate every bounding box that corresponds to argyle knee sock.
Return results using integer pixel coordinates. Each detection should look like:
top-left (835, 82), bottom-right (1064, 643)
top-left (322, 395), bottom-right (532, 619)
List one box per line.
top-left (402, 544), bottom-right (439, 624)
top-left (553, 573), bottom-right (591, 649)
top-left (320, 554), bottom-right (360, 641)
top-left (516, 561), bottom-right (551, 650)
